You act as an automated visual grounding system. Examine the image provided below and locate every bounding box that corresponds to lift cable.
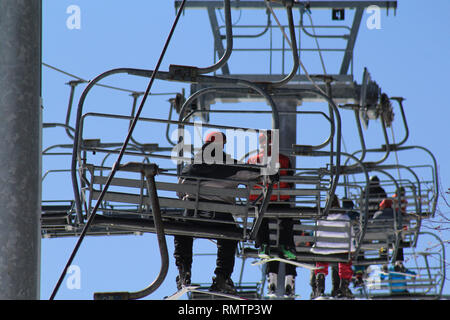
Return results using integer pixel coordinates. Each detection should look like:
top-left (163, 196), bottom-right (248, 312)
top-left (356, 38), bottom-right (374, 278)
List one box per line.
top-left (49, 0), bottom-right (188, 300)
top-left (43, 62), bottom-right (179, 96)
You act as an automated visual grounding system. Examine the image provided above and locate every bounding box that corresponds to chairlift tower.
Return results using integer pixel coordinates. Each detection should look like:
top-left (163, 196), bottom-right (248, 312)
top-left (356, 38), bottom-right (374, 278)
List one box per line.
top-left (0, 0), bottom-right (42, 299)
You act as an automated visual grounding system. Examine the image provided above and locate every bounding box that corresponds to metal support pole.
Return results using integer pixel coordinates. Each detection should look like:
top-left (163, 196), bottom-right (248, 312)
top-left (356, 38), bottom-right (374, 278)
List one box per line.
top-left (0, 0), bottom-right (42, 300)
top-left (273, 98), bottom-right (297, 298)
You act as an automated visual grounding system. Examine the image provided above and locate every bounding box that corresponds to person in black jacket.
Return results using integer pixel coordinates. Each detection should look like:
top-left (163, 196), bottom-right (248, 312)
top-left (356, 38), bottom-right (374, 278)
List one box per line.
top-left (173, 132), bottom-right (261, 294)
top-left (363, 175), bottom-right (387, 218)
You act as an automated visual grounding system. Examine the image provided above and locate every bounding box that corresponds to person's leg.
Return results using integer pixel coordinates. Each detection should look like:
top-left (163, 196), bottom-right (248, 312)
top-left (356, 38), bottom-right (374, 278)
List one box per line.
top-left (331, 265), bottom-right (340, 297)
top-left (173, 235), bottom-right (193, 289)
top-left (215, 238), bottom-right (238, 278)
top-left (314, 262), bottom-right (328, 297)
top-left (284, 263), bottom-right (297, 297)
top-left (210, 212), bottom-right (238, 293)
top-left (256, 218), bottom-right (271, 257)
top-left (338, 261), bottom-right (354, 298)
top-left (310, 270), bottom-right (316, 299)
top-left (266, 261), bottom-right (279, 296)
top-left (279, 218), bottom-right (295, 248)
top-left (278, 218), bottom-right (296, 259)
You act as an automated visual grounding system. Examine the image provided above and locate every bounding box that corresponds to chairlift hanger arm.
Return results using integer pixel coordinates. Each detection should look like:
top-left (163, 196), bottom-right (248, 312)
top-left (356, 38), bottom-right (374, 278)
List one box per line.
top-left (64, 80), bottom-right (85, 140)
top-left (204, 0), bottom-right (232, 75)
top-left (94, 167), bottom-right (169, 300)
top-left (389, 97), bottom-right (410, 148)
top-left (264, 0), bottom-right (299, 88)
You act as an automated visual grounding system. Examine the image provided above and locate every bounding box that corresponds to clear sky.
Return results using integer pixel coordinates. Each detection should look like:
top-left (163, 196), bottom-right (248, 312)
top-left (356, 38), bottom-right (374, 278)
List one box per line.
top-left (40, 0), bottom-right (450, 300)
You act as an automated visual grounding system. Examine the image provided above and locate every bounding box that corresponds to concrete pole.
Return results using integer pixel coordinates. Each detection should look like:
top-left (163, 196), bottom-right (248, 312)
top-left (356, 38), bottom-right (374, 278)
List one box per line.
top-left (0, 0), bottom-right (42, 299)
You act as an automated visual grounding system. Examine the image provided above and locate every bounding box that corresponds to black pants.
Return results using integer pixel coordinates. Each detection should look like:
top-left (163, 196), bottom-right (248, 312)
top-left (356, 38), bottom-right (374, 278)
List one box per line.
top-left (255, 204), bottom-right (297, 276)
top-left (173, 210), bottom-right (238, 279)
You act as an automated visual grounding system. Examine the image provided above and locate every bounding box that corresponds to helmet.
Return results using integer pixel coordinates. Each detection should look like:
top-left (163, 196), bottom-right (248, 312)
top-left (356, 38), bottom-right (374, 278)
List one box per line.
top-left (395, 186), bottom-right (405, 196)
top-left (369, 175), bottom-right (380, 184)
top-left (342, 198), bottom-right (354, 209)
top-left (205, 131), bottom-right (226, 145)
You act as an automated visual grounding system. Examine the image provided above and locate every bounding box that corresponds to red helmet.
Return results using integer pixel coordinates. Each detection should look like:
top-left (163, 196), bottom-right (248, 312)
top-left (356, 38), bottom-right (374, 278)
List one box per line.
top-left (205, 131), bottom-right (226, 145)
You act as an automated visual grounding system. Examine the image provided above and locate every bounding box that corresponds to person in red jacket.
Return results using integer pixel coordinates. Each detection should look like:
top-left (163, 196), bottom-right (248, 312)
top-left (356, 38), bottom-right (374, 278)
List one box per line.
top-left (247, 130), bottom-right (297, 297)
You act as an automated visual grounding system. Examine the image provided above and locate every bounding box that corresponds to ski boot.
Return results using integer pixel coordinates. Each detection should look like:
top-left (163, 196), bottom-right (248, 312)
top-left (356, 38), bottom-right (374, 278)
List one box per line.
top-left (176, 268), bottom-right (192, 290)
top-left (279, 245), bottom-right (297, 260)
top-left (267, 272), bottom-right (277, 297)
top-left (314, 273), bottom-right (326, 298)
top-left (258, 244), bottom-right (271, 259)
top-left (337, 278), bottom-right (354, 299)
top-left (284, 275), bottom-right (296, 298)
top-left (209, 274), bottom-right (237, 295)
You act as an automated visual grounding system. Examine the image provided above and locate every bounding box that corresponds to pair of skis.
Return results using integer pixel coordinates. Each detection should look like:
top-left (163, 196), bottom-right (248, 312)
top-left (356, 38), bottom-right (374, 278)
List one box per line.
top-left (251, 256), bottom-right (321, 270)
top-left (166, 257), bottom-right (321, 300)
top-left (165, 285), bottom-right (249, 300)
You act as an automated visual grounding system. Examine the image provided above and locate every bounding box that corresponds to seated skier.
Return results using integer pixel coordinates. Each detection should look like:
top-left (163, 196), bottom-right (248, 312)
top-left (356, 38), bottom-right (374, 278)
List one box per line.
top-left (173, 131), bottom-right (263, 294)
top-left (247, 130), bottom-right (297, 298)
top-left (311, 195), bottom-right (356, 299)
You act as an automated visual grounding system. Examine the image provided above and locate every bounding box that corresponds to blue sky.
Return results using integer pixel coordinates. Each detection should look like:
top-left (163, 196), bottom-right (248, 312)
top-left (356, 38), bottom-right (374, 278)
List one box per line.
top-left (40, 0), bottom-right (450, 300)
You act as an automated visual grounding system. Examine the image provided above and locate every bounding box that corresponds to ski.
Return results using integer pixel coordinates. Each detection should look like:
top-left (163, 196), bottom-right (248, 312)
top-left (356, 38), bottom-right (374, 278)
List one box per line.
top-left (188, 288), bottom-right (250, 300)
top-left (251, 256), bottom-right (321, 270)
top-left (379, 271), bottom-right (418, 278)
top-left (164, 285), bottom-right (201, 300)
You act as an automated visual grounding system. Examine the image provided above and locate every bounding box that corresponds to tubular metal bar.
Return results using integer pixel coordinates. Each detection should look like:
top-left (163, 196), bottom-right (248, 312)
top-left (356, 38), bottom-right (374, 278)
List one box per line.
top-left (288, 87), bottom-right (342, 216)
top-left (94, 168), bottom-right (169, 300)
top-left (222, 11), bottom-right (271, 39)
top-left (300, 12), bottom-right (350, 39)
top-left (389, 97), bottom-right (410, 148)
top-left (267, 1), bottom-right (300, 88)
top-left (71, 69), bottom-right (280, 225)
top-left (198, 0), bottom-right (233, 74)
top-left (176, 84), bottom-right (279, 176)
top-left (418, 232), bottom-right (446, 298)
top-left (64, 80), bottom-right (85, 140)
top-left (179, 85), bottom-right (280, 127)
top-left (395, 146), bottom-right (439, 216)
top-left (344, 149), bottom-right (433, 217)
top-left (248, 182), bottom-right (274, 241)
top-left (347, 117), bottom-right (392, 168)
top-left (52, 0), bottom-right (188, 300)
top-left (43, 122), bottom-right (75, 134)
top-left (128, 92), bottom-right (147, 147)
top-left (353, 107), bottom-right (367, 163)
top-left (175, 1), bottom-right (398, 10)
